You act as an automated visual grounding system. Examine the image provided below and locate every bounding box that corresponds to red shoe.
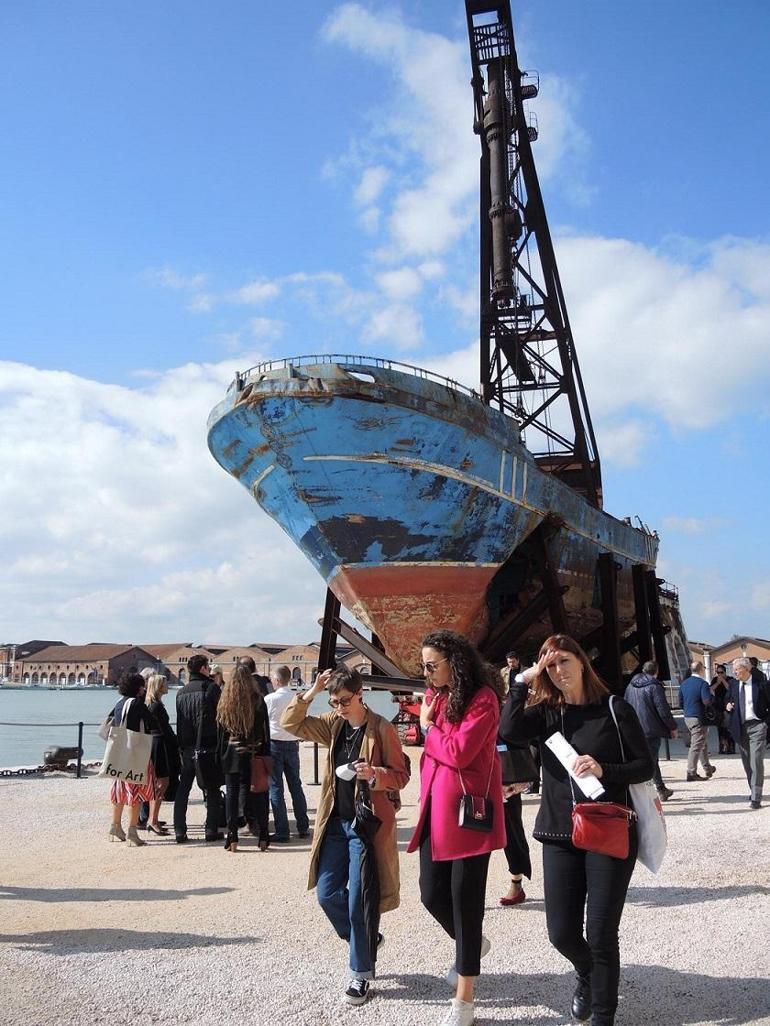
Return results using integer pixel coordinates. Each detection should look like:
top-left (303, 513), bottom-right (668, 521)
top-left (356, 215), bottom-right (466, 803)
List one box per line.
top-left (500, 886), bottom-right (526, 906)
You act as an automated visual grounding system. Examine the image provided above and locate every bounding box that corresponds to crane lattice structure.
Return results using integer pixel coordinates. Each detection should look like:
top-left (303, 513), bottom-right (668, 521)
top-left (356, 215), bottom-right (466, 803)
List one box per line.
top-left (466, 0), bottom-right (602, 508)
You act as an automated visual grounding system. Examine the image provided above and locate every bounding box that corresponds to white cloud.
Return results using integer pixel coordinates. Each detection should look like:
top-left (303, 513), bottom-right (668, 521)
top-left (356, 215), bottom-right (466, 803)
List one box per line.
top-left (249, 317), bottom-right (284, 342)
top-left (0, 358), bottom-right (324, 643)
top-left (231, 278), bottom-right (281, 305)
top-left (355, 166), bottom-right (389, 206)
top-left (364, 303), bottom-right (424, 351)
top-left (558, 235), bottom-right (770, 428)
top-left (597, 419), bottom-right (653, 467)
top-left (146, 267), bottom-right (207, 291)
top-left (663, 517), bottom-right (709, 535)
top-left (375, 267), bottom-right (424, 302)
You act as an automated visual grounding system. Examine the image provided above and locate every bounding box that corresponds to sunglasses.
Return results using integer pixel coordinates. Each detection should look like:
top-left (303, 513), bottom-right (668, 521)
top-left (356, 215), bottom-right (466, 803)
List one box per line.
top-left (328, 695), bottom-right (355, 709)
top-left (421, 657), bottom-right (448, 674)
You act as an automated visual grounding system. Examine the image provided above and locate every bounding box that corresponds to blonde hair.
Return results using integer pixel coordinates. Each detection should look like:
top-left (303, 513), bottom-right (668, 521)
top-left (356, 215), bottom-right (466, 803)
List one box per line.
top-left (217, 664), bottom-right (260, 737)
top-left (144, 673), bottom-right (168, 704)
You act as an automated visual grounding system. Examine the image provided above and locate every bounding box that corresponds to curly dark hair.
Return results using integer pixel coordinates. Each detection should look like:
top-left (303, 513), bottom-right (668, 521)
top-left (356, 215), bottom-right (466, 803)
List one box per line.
top-left (421, 629), bottom-right (488, 724)
top-left (117, 672), bottom-right (145, 698)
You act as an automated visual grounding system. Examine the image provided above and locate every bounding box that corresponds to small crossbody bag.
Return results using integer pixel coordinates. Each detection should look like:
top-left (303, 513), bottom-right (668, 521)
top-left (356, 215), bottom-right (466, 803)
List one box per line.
top-left (457, 752), bottom-right (495, 832)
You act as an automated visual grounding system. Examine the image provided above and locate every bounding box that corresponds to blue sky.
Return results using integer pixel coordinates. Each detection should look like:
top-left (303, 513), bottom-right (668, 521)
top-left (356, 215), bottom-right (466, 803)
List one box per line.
top-left (1, 1), bottom-right (768, 650)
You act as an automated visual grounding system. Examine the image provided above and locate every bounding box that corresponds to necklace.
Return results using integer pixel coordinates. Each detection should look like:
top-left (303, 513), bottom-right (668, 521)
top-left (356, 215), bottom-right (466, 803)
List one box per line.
top-left (342, 722), bottom-right (364, 760)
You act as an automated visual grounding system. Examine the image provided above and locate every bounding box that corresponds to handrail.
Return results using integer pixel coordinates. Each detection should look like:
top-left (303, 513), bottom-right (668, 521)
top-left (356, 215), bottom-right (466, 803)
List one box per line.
top-left (0, 720), bottom-right (100, 727)
top-left (236, 353), bottom-right (481, 402)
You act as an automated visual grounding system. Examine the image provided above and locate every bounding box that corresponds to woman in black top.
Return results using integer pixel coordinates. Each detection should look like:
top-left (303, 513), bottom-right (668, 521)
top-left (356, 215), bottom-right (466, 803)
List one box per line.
top-left (144, 673), bottom-right (179, 835)
top-left (216, 664), bottom-right (271, 851)
top-left (499, 634), bottom-right (652, 1026)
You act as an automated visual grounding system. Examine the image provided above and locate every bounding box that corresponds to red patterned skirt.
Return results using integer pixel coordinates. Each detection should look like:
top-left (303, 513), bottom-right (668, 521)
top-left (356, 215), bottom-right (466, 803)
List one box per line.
top-left (110, 763), bottom-right (166, 806)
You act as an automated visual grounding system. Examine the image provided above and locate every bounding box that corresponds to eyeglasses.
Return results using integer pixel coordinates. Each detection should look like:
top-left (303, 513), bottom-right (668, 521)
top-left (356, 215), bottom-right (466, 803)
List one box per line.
top-left (328, 696), bottom-right (355, 709)
top-left (421, 658), bottom-right (448, 674)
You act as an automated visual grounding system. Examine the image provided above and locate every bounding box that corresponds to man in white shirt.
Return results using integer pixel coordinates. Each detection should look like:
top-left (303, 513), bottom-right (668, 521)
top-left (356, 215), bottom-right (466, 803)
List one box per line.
top-left (264, 665), bottom-right (310, 841)
top-left (725, 657), bottom-right (770, 810)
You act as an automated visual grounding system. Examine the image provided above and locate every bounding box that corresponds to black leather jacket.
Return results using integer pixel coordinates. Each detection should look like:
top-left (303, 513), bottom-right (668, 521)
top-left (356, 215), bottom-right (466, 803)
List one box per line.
top-left (176, 672), bottom-right (220, 750)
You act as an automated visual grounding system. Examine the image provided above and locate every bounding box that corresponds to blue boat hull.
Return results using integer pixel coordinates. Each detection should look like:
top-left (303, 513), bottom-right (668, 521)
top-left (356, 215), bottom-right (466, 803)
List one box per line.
top-left (207, 358), bottom-right (657, 674)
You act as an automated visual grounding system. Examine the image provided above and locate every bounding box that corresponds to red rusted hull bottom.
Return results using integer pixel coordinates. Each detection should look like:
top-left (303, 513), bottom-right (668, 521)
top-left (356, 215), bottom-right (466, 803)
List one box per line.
top-left (330, 564), bottom-right (498, 676)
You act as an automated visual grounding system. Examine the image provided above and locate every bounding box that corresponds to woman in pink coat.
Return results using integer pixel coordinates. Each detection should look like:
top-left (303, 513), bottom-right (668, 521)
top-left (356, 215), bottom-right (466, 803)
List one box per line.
top-left (407, 630), bottom-right (506, 1026)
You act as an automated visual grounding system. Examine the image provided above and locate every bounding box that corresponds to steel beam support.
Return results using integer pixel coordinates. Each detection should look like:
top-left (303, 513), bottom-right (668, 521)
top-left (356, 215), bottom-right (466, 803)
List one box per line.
top-left (646, 570), bottom-right (671, 681)
top-left (632, 564), bottom-right (653, 668)
top-left (597, 554), bottom-right (622, 690)
top-left (317, 588), bottom-right (341, 672)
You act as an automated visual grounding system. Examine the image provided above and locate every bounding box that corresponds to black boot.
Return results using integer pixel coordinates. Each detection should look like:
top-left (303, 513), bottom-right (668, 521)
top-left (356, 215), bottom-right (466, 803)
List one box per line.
top-left (572, 972), bottom-right (592, 1022)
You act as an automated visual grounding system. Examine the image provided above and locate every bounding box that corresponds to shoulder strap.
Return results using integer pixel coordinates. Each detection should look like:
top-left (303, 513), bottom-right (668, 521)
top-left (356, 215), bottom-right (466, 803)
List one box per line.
top-left (608, 695), bottom-right (626, 761)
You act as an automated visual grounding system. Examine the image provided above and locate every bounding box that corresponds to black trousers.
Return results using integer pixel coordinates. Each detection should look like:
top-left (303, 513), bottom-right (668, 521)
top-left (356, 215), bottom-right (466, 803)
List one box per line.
top-left (225, 767), bottom-right (268, 841)
top-left (173, 749), bottom-right (222, 837)
top-left (542, 828), bottom-right (638, 1026)
top-left (645, 735), bottom-right (666, 792)
top-left (503, 793), bottom-right (531, 878)
top-left (419, 820), bottom-right (491, 977)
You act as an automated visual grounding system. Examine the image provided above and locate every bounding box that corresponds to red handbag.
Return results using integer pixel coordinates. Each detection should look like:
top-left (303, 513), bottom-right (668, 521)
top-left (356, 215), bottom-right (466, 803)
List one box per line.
top-left (571, 801), bottom-right (635, 859)
top-left (250, 755), bottom-right (274, 794)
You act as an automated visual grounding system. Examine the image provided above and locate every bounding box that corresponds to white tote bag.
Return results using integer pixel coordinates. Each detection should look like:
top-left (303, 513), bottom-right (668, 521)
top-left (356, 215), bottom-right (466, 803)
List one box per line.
top-left (629, 779), bottom-right (667, 873)
top-left (609, 697), bottom-right (668, 874)
top-left (98, 698), bottom-right (153, 785)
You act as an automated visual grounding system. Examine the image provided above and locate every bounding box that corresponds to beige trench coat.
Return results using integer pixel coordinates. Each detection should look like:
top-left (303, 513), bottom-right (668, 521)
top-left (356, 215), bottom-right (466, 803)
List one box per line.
top-left (281, 695), bottom-right (410, 913)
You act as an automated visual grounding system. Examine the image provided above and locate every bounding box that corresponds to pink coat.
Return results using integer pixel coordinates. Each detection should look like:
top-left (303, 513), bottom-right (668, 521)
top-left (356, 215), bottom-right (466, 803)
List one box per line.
top-left (407, 685), bottom-right (506, 861)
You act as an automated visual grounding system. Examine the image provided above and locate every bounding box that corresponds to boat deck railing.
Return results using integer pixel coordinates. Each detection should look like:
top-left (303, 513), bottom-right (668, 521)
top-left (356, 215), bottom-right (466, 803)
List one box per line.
top-left (238, 353), bottom-right (480, 401)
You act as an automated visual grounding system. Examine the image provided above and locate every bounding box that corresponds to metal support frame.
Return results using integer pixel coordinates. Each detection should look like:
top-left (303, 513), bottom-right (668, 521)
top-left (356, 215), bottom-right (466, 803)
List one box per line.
top-left (632, 564), bottom-right (653, 667)
top-left (646, 570), bottom-right (671, 681)
top-left (597, 554), bottom-right (622, 690)
top-left (318, 589), bottom-right (341, 672)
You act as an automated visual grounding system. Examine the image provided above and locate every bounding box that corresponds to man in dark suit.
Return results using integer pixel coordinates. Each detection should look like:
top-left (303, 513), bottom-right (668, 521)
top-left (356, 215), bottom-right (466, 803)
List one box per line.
top-left (725, 657), bottom-right (770, 810)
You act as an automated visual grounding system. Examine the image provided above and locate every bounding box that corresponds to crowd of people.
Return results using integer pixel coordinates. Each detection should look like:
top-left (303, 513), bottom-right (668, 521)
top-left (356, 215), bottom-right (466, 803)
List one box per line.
top-left (101, 635), bottom-right (769, 1026)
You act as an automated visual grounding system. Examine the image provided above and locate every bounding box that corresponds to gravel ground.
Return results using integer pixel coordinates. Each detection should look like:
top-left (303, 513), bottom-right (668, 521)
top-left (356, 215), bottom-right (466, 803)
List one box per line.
top-left (1, 742), bottom-right (769, 1026)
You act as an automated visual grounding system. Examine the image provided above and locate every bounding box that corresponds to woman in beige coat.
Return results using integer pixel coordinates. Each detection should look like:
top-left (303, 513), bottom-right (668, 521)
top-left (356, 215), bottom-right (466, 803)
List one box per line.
top-left (281, 665), bottom-right (409, 1008)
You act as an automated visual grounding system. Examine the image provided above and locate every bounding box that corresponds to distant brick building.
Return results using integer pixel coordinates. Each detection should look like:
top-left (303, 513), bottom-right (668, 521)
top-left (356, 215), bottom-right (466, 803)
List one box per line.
top-left (2, 638), bottom-right (373, 687)
top-left (13, 644), bottom-right (159, 686)
top-left (690, 636), bottom-right (770, 678)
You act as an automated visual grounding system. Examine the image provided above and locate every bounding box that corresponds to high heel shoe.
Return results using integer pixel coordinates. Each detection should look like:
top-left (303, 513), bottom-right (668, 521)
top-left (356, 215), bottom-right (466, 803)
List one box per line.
top-left (147, 823), bottom-right (169, 836)
top-left (258, 837), bottom-right (270, 852)
top-left (224, 833), bottom-right (238, 852)
top-left (126, 827), bottom-right (147, 847)
top-left (108, 823), bottom-right (126, 842)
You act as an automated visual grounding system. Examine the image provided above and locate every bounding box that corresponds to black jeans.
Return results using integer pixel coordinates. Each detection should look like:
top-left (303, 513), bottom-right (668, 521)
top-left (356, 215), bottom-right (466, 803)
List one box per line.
top-left (645, 735), bottom-right (666, 792)
top-left (174, 749), bottom-right (222, 837)
top-left (419, 819), bottom-right (491, 977)
top-left (503, 793), bottom-right (531, 878)
top-left (225, 766), bottom-right (268, 841)
top-left (542, 827), bottom-right (638, 1026)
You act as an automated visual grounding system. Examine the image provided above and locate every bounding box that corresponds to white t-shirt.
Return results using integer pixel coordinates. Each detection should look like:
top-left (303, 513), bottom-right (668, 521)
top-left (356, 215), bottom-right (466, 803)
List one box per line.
top-left (264, 686), bottom-right (300, 741)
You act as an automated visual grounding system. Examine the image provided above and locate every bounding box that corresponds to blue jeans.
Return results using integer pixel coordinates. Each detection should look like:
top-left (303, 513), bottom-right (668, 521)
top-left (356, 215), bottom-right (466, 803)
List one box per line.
top-left (316, 817), bottom-right (372, 979)
top-left (269, 739), bottom-right (310, 839)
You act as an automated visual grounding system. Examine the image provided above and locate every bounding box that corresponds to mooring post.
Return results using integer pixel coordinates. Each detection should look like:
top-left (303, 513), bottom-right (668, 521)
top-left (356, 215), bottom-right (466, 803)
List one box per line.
top-left (311, 742), bottom-right (320, 785)
top-left (77, 722), bottom-right (84, 778)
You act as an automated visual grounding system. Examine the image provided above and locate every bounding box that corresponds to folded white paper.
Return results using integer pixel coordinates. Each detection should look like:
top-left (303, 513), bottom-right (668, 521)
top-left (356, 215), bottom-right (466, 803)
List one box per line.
top-left (545, 730), bottom-right (605, 799)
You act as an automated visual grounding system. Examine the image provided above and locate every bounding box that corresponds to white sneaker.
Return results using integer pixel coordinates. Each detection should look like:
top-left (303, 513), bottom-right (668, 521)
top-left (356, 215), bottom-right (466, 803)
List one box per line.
top-left (445, 935), bottom-right (491, 988)
top-left (441, 998), bottom-right (475, 1026)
